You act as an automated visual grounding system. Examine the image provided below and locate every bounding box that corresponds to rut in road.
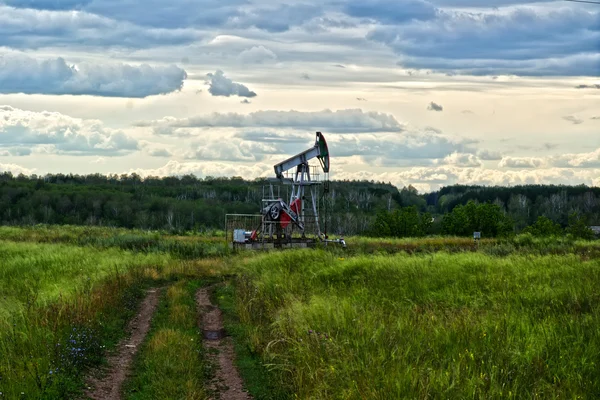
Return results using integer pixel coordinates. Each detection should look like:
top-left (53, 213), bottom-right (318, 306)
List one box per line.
top-left (85, 287), bottom-right (162, 400)
top-left (197, 286), bottom-right (252, 400)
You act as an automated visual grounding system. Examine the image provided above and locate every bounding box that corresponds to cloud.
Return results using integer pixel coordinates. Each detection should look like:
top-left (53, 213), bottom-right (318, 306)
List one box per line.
top-left (205, 70), bottom-right (257, 98)
top-left (0, 162), bottom-right (35, 175)
top-left (369, 6), bottom-right (600, 76)
top-left (0, 53), bottom-right (187, 97)
top-left (129, 160), bottom-right (271, 179)
top-left (147, 148), bottom-right (173, 157)
top-left (228, 4), bottom-right (322, 32)
top-left (5, 0), bottom-right (92, 10)
top-left (0, 106), bottom-right (139, 156)
top-left (477, 149), bottom-right (502, 160)
top-left (575, 84), bottom-right (600, 89)
top-left (343, 0), bottom-right (437, 24)
top-left (138, 109), bottom-right (404, 133)
top-left (238, 46), bottom-right (278, 64)
top-left (333, 166), bottom-right (600, 192)
top-left (241, 99), bottom-right (251, 104)
top-left (0, 5), bottom-right (201, 49)
top-left (129, 158), bottom-right (593, 192)
top-left (91, 157), bottom-right (106, 164)
top-left (331, 129), bottom-right (476, 162)
top-left (427, 101), bottom-right (443, 111)
top-left (301, 73), bottom-right (311, 80)
top-left (563, 115), bottom-right (584, 125)
top-left (4, 0), bottom-right (246, 29)
top-left (487, 147), bottom-right (600, 170)
top-left (0, 147), bottom-right (32, 156)
top-left (442, 152), bottom-right (482, 167)
top-left (185, 141), bottom-right (260, 162)
top-left (550, 148), bottom-right (600, 169)
top-left (498, 157), bottom-right (545, 168)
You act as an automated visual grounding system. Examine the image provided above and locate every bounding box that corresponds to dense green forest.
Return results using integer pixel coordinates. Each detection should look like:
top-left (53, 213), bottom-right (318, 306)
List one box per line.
top-left (0, 172), bottom-right (598, 238)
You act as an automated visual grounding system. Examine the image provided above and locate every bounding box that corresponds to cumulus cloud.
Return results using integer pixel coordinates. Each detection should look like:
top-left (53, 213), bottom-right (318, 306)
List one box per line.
top-left (0, 106), bottom-right (139, 156)
top-left (563, 115), bottom-right (584, 125)
top-left (498, 157), bottom-right (545, 168)
top-left (138, 109), bottom-right (403, 133)
top-left (442, 152), bottom-right (482, 167)
top-left (205, 70), bottom-right (257, 98)
top-left (333, 166), bottom-right (600, 192)
top-left (0, 162), bottom-right (35, 175)
top-left (550, 148), bottom-right (600, 169)
top-left (0, 54), bottom-right (187, 97)
top-left (238, 46), bottom-right (278, 64)
top-left (185, 141), bottom-right (260, 162)
top-left (427, 101), bottom-right (443, 111)
top-left (330, 129), bottom-right (477, 163)
top-left (129, 160), bottom-right (271, 179)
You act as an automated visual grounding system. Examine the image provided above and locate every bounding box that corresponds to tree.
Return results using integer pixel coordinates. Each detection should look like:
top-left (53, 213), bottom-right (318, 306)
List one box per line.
top-left (522, 216), bottom-right (563, 237)
top-left (566, 212), bottom-right (595, 240)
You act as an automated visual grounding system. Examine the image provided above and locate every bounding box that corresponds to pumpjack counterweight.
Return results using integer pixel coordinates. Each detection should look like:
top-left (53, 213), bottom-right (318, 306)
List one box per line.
top-left (226, 132), bottom-right (345, 249)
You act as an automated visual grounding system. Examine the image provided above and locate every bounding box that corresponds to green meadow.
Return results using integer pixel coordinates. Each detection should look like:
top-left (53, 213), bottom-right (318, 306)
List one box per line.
top-left (229, 250), bottom-right (600, 399)
top-left (1, 225), bottom-right (599, 399)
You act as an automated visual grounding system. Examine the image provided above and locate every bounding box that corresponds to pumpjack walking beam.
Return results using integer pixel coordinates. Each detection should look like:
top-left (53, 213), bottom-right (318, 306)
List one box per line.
top-left (273, 132), bottom-right (330, 179)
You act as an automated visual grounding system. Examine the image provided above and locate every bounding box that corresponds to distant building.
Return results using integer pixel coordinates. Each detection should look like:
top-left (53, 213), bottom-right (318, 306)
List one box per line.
top-left (590, 226), bottom-right (600, 236)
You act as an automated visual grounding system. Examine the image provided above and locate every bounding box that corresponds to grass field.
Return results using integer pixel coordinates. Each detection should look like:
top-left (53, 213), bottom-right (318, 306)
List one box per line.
top-left (231, 250), bottom-right (600, 399)
top-left (1, 226), bottom-right (600, 399)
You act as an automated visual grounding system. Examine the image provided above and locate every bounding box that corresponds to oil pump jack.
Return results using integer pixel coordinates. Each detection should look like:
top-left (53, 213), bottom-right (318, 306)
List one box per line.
top-left (226, 132), bottom-right (346, 249)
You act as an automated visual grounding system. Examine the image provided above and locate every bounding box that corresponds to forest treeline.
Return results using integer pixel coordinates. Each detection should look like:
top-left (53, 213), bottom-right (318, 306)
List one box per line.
top-left (0, 172), bottom-right (598, 238)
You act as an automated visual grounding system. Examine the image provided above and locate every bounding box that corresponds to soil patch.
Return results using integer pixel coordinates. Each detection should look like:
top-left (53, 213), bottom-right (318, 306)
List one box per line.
top-left (85, 288), bottom-right (161, 400)
top-left (197, 286), bottom-right (252, 400)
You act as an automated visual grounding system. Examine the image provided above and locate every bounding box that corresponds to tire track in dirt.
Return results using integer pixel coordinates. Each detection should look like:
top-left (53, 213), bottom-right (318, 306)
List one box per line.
top-left (197, 286), bottom-right (252, 400)
top-left (85, 287), bottom-right (162, 400)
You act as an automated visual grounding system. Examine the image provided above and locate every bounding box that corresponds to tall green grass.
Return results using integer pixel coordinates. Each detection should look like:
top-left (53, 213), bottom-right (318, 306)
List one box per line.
top-left (0, 241), bottom-right (172, 398)
top-left (125, 280), bottom-right (208, 400)
top-left (346, 235), bottom-right (600, 258)
top-left (233, 250), bottom-right (600, 399)
top-left (0, 225), bottom-right (229, 259)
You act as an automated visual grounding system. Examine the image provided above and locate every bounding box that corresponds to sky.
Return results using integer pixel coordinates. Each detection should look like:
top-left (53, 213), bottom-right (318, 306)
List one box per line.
top-left (0, 0), bottom-right (598, 192)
